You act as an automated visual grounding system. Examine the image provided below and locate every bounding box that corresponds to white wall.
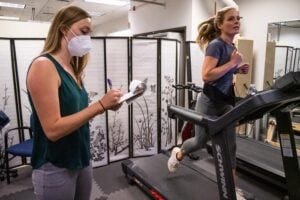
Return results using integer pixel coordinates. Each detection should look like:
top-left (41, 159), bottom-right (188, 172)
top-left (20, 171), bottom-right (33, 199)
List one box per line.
top-left (235, 0), bottom-right (300, 89)
top-left (0, 20), bottom-right (50, 38)
top-left (93, 15), bottom-right (129, 36)
top-left (128, 0), bottom-right (193, 39)
top-left (190, 0), bottom-right (240, 41)
top-left (191, 0), bottom-right (216, 42)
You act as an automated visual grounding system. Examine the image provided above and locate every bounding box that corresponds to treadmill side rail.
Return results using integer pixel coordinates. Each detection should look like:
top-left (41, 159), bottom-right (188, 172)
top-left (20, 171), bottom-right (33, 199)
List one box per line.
top-left (275, 111), bottom-right (300, 200)
top-left (122, 160), bottom-right (167, 200)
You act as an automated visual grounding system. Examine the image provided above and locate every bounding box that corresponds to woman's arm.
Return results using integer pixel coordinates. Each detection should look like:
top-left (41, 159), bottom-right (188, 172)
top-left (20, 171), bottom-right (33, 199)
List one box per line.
top-left (202, 50), bottom-right (243, 82)
top-left (27, 57), bottom-right (121, 142)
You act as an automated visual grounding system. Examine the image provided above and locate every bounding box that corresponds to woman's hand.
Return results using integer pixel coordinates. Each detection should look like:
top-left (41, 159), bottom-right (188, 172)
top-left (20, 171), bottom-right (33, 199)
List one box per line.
top-left (99, 89), bottom-right (123, 110)
top-left (110, 102), bottom-right (123, 111)
top-left (237, 63), bottom-right (250, 74)
top-left (230, 50), bottom-right (243, 67)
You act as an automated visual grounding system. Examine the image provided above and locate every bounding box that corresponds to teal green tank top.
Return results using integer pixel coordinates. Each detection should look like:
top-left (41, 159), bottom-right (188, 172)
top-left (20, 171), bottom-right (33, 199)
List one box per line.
top-left (28, 53), bottom-right (90, 169)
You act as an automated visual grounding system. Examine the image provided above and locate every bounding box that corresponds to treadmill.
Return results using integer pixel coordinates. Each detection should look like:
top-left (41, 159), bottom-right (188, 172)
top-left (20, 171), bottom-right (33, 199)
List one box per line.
top-left (206, 115), bottom-right (300, 190)
top-left (122, 72), bottom-right (300, 200)
top-left (222, 91), bottom-right (300, 189)
top-left (235, 135), bottom-right (298, 189)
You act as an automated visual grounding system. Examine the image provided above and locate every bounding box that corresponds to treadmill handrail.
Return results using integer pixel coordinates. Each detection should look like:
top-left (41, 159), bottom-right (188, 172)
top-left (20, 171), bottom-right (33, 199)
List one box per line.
top-left (272, 71), bottom-right (300, 91)
top-left (167, 105), bottom-right (217, 128)
top-left (212, 89), bottom-right (300, 134)
top-left (168, 89), bottom-right (300, 136)
top-left (168, 72), bottom-right (300, 136)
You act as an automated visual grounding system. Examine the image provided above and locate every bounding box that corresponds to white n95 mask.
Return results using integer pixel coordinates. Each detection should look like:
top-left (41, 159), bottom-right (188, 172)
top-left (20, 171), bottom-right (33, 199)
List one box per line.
top-left (67, 29), bottom-right (92, 57)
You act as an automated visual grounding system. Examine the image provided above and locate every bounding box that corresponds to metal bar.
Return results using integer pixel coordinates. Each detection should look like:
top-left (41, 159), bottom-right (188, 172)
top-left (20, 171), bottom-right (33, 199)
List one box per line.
top-left (157, 38), bottom-right (161, 152)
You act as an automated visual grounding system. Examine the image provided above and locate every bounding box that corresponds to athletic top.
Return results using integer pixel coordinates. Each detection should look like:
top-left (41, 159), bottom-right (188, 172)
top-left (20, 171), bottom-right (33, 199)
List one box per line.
top-left (203, 38), bottom-right (237, 105)
top-left (205, 37), bottom-right (237, 96)
top-left (28, 53), bottom-right (90, 170)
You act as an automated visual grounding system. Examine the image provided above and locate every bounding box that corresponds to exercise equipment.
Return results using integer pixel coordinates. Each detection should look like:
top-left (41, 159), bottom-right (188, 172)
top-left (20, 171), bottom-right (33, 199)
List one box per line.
top-left (122, 72), bottom-right (300, 200)
top-left (222, 86), bottom-right (300, 190)
top-left (234, 135), bottom-right (300, 190)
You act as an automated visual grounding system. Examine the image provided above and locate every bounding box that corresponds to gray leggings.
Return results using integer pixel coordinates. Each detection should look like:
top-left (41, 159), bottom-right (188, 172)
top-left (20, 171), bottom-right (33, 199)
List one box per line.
top-left (32, 162), bottom-right (92, 200)
top-left (181, 93), bottom-right (236, 168)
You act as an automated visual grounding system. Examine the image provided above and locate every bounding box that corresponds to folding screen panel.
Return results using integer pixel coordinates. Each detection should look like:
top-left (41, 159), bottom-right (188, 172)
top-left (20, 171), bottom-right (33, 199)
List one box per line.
top-left (14, 39), bottom-right (44, 129)
top-left (132, 38), bottom-right (158, 156)
top-left (105, 38), bottom-right (129, 162)
top-left (0, 39), bottom-right (19, 166)
top-left (0, 40), bottom-right (18, 129)
top-left (84, 38), bottom-right (108, 167)
top-left (188, 42), bottom-right (204, 87)
top-left (14, 39), bottom-right (44, 164)
top-left (160, 39), bottom-right (177, 150)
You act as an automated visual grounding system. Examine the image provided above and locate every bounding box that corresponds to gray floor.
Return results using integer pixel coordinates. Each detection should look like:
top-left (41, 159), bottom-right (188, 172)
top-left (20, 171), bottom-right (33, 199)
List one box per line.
top-left (0, 150), bottom-right (288, 200)
top-left (0, 160), bottom-right (150, 200)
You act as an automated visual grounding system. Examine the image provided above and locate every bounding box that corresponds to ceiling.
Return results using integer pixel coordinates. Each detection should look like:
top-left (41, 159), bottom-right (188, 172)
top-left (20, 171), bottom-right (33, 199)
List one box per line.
top-left (0, 0), bottom-right (164, 26)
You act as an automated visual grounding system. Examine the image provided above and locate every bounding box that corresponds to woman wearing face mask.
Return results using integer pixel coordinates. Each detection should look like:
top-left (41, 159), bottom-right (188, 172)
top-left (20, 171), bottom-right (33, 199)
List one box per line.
top-left (168, 6), bottom-right (253, 199)
top-left (26, 6), bottom-right (122, 200)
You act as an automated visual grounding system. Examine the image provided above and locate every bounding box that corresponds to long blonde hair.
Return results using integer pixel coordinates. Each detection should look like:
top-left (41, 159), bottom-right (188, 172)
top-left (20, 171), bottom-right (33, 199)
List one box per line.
top-left (42, 5), bottom-right (91, 83)
top-left (196, 6), bottom-right (237, 50)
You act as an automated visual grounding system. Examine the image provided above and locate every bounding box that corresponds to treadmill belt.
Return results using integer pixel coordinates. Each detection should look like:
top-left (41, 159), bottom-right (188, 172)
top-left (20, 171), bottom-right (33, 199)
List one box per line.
top-left (126, 153), bottom-right (219, 200)
top-left (236, 136), bottom-right (300, 177)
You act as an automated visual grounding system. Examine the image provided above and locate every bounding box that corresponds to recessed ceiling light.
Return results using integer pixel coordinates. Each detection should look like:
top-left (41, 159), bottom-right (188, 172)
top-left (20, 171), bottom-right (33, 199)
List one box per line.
top-left (0, 16), bottom-right (20, 20)
top-left (0, 2), bottom-right (25, 9)
top-left (85, 0), bottom-right (130, 6)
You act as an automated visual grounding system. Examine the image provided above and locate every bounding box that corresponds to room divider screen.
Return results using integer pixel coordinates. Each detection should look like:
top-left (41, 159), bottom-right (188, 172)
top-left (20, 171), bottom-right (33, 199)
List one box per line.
top-left (160, 39), bottom-right (178, 151)
top-left (84, 38), bottom-right (107, 167)
top-left (0, 39), bottom-right (22, 168)
top-left (1, 36), bottom-right (180, 168)
top-left (0, 39), bottom-right (18, 129)
top-left (131, 38), bottom-right (158, 157)
top-left (14, 39), bottom-right (45, 130)
top-left (105, 38), bottom-right (129, 163)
